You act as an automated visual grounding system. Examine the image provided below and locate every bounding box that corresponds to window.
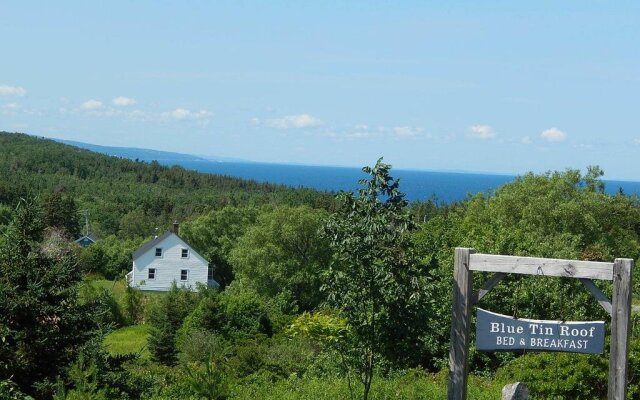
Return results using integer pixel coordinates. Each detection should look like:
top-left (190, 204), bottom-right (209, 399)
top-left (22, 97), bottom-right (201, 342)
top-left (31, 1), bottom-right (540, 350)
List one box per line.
top-left (155, 248), bottom-right (162, 257)
top-left (180, 269), bottom-right (188, 281)
top-left (181, 248), bottom-right (189, 258)
top-left (207, 266), bottom-right (214, 280)
top-left (148, 268), bottom-right (156, 280)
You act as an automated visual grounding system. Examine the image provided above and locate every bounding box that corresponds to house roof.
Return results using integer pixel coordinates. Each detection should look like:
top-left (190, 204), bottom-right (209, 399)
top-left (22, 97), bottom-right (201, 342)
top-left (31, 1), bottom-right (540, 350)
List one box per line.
top-left (132, 231), bottom-right (174, 260)
top-left (74, 234), bottom-right (97, 243)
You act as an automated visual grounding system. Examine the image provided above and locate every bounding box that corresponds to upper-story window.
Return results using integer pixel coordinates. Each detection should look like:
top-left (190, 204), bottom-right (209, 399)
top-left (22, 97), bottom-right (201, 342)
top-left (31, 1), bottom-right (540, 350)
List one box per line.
top-left (155, 248), bottom-right (162, 257)
top-left (180, 269), bottom-right (188, 281)
top-left (148, 268), bottom-right (156, 280)
top-left (181, 248), bottom-right (189, 258)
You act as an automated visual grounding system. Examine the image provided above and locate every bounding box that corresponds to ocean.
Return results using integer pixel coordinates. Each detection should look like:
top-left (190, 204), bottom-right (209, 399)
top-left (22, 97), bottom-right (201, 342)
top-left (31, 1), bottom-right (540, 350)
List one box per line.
top-left (170, 160), bottom-right (640, 203)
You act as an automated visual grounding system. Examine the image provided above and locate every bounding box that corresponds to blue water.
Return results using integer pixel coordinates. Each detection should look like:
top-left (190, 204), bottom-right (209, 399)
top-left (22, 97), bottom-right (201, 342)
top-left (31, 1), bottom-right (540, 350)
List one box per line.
top-left (168, 160), bottom-right (640, 203)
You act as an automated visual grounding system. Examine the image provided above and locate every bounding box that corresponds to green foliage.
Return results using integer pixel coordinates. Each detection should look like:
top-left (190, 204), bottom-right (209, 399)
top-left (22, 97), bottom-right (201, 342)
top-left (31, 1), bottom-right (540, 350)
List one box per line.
top-left (0, 199), bottom-right (96, 397)
top-left (288, 311), bottom-right (349, 345)
top-left (0, 204), bottom-right (12, 234)
top-left (230, 206), bottom-right (330, 311)
top-left (413, 167), bottom-right (640, 371)
top-left (147, 285), bottom-right (199, 365)
top-left (78, 235), bottom-right (145, 280)
top-left (123, 285), bottom-right (145, 325)
top-left (0, 132), bottom-right (335, 240)
top-left (78, 282), bottom-right (125, 329)
top-left (496, 352), bottom-right (608, 398)
top-left (229, 370), bottom-right (502, 400)
top-left (184, 356), bottom-right (231, 400)
top-left (322, 159), bottom-right (430, 400)
top-left (178, 330), bottom-right (229, 364)
top-left (181, 206), bottom-right (262, 288)
top-left (0, 380), bottom-right (33, 400)
top-left (217, 285), bottom-right (273, 339)
top-left (54, 353), bottom-right (107, 400)
top-left (495, 338), bottom-right (640, 399)
top-left (43, 191), bottom-right (81, 239)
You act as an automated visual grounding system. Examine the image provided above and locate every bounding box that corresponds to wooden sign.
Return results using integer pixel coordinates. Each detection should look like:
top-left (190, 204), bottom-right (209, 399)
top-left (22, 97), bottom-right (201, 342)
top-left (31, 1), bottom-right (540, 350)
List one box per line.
top-left (476, 308), bottom-right (605, 354)
top-left (447, 249), bottom-right (633, 400)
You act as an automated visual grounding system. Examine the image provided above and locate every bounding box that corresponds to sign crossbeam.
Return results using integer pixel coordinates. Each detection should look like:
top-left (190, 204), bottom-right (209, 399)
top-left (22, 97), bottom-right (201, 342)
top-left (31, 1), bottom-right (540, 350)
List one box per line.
top-left (579, 278), bottom-right (613, 316)
top-left (447, 248), bottom-right (633, 400)
top-left (472, 272), bottom-right (507, 304)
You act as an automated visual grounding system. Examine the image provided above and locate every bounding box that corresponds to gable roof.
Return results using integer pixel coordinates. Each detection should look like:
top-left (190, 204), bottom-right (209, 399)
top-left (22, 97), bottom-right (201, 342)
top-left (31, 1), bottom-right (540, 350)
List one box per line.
top-left (132, 231), bottom-right (174, 260)
top-left (74, 234), bottom-right (97, 243)
top-left (131, 231), bottom-right (208, 263)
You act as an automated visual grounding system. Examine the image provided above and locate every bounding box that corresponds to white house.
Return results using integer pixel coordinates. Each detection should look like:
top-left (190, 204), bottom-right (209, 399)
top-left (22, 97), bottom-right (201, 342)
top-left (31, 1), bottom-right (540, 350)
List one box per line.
top-left (126, 222), bottom-right (219, 291)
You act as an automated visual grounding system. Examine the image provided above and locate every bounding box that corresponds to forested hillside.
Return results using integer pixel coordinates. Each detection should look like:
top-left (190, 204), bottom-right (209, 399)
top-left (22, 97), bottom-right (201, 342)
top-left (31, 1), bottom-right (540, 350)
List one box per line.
top-left (1, 133), bottom-right (640, 399)
top-left (0, 132), bottom-right (335, 238)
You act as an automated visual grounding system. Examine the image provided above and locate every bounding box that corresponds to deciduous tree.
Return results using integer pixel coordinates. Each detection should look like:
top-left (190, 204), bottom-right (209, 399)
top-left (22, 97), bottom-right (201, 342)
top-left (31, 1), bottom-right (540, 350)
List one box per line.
top-left (322, 159), bottom-right (428, 400)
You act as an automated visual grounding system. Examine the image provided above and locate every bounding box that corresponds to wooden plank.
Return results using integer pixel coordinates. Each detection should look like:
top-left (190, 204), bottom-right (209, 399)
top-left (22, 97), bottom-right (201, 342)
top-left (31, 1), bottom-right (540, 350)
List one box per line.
top-left (608, 258), bottom-right (633, 400)
top-left (473, 272), bottom-right (507, 304)
top-left (469, 253), bottom-right (614, 281)
top-left (579, 278), bottom-right (612, 316)
top-left (448, 248), bottom-right (475, 400)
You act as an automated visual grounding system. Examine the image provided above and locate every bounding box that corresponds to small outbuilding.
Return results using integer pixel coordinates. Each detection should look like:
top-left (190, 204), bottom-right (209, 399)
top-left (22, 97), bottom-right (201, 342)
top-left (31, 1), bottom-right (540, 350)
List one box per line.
top-left (74, 233), bottom-right (97, 247)
top-left (126, 222), bottom-right (219, 291)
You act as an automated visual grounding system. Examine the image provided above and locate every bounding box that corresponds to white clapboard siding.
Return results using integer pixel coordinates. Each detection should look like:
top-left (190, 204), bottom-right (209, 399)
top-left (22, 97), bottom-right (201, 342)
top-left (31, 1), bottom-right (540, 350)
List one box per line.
top-left (131, 233), bottom-right (209, 291)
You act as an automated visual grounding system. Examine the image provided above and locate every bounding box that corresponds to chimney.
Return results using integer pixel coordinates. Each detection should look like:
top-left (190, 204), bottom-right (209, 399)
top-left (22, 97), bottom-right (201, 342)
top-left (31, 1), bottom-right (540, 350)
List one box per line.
top-left (172, 221), bottom-right (179, 235)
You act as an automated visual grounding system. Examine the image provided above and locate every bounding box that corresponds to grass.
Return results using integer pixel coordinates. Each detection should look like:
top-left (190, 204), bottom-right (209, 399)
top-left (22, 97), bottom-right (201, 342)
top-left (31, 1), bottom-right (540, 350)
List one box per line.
top-left (85, 277), bottom-right (165, 306)
top-left (104, 324), bottom-right (151, 358)
top-left (231, 372), bottom-right (504, 400)
top-left (91, 278), bottom-right (128, 299)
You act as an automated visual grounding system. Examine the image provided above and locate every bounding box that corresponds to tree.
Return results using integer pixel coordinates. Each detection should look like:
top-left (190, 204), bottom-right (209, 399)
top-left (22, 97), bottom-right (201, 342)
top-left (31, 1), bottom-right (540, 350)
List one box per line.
top-left (147, 284), bottom-right (199, 365)
top-left (43, 191), bottom-right (81, 238)
top-left (321, 159), bottom-right (429, 400)
top-left (0, 199), bottom-right (95, 397)
top-left (413, 167), bottom-right (640, 371)
top-left (230, 206), bottom-right (330, 311)
top-left (181, 206), bottom-right (262, 288)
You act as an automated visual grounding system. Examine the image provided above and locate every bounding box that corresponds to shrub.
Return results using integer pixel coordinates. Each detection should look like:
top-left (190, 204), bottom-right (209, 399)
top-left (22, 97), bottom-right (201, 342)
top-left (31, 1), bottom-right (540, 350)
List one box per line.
top-left (123, 285), bottom-right (145, 325)
top-left (496, 351), bottom-right (609, 398)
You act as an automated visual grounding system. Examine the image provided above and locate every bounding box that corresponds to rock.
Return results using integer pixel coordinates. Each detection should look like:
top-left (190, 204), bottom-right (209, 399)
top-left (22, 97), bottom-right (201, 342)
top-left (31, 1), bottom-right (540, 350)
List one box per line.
top-left (502, 382), bottom-right (529, 400)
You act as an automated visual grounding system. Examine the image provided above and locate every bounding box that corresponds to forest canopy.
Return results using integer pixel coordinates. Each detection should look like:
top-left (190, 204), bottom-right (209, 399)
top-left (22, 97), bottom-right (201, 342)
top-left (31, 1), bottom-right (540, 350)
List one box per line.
top-left (0, 132), bottom-right (639, 399)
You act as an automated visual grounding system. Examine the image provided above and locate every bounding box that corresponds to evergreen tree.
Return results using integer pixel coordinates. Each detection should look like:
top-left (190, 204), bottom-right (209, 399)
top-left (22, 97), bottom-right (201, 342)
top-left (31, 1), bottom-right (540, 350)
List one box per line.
top-left (43, 191), bottom-right (81, 238)
top-left (147, 284), bottom-right (198, 365)
top-left (0, 199), bottom-right (95, 397)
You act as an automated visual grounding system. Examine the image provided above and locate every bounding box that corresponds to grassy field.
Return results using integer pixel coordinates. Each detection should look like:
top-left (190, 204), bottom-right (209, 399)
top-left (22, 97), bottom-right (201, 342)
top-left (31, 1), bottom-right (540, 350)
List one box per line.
top-left (90, 278), bottom-right (128, 299)
top-left (104, 324), bottom-right (151, 358)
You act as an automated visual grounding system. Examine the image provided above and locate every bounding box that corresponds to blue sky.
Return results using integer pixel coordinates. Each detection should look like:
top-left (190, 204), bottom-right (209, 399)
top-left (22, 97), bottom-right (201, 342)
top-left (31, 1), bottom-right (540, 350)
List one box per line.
top-left (1, 1), bottom-right (639, 178)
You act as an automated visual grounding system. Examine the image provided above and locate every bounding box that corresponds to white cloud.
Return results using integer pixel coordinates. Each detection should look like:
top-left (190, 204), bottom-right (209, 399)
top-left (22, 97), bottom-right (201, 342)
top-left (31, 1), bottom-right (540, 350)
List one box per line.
top-left (162, 108), bottom-right (213, 121)
top-left (81, 99), bottom-right (103, 110)
top-left (0, 85), bottom-right (27, 96)
top-left (521, 136), bottom-right (532, 145)
top-left (469, 125), bottom-right (496, 139)
top-left (1, 103), bottom-right (19, 115)
top-left (112, 96), bottom-right (137, 106)
top-left (267, 114), bottom-right (321, 129)
top-left (541, 127), bottom-right (567, 142)
top-left (392, 126), bottom-right (424, 137)
top-left (346, 131), bottom-right (371, 139)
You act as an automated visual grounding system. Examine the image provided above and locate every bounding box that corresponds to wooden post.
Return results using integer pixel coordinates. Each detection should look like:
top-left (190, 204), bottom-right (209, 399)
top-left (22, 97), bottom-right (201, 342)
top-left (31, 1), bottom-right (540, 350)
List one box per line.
top-left (448, 247), bottom-right (475, 400)
top-left (608, 258), bottom-right (633, 400)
